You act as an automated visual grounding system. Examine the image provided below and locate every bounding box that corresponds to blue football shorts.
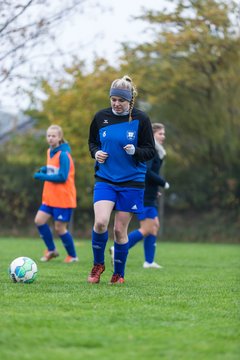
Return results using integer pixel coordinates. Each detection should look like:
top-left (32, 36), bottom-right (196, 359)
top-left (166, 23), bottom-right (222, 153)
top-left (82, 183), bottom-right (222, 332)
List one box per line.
top-left (137, 206), bottom-right (158, 221)
top-left (93, 182), bottom-right (144, 214)
top-left (39, 204), bottom-right (73, 222)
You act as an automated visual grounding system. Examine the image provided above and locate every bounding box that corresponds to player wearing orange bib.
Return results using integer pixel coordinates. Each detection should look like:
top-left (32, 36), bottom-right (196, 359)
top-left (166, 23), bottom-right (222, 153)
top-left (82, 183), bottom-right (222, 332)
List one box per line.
top-left (42, 148), bottom-right (76, 208)
top-left (34, 125), bottom-right (78, 263)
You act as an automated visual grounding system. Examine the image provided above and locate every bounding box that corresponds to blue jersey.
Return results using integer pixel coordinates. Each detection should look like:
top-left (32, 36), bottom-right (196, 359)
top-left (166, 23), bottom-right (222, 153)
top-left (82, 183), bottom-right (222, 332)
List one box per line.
top-left (88, 107), bottom-right (155, 187)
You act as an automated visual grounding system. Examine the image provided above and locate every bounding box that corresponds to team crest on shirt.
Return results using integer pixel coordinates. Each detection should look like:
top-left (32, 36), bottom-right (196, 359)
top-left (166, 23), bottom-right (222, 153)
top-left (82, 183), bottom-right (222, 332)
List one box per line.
top-left (126, 130), bottom-right (136, 141)
top-left (103, 131), bottom-right (107, 137)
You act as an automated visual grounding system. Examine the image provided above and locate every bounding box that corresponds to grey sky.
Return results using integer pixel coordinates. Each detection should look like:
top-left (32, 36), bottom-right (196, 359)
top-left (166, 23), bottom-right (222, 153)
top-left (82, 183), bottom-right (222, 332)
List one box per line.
top-left (1, 0), bottom-right (173, 112)
top-left (57, 0), bottom-right (173, 67)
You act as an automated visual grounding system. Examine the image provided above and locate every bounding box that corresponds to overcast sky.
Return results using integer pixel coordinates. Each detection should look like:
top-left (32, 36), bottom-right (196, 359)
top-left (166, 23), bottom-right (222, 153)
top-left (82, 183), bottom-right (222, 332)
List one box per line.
top-left (57, 0), bottom-right (173, 67)
top-left (1, 0), bottom-right (174, 113)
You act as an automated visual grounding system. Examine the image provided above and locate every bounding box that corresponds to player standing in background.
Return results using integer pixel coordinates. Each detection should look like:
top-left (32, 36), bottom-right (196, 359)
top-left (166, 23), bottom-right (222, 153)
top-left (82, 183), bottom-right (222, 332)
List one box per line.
top-left (88, 75), bottom-right (155, 284)
top-left (110, 123), bottom-right (169, 268)
top-left (34, 124), bottom-right (78, 263)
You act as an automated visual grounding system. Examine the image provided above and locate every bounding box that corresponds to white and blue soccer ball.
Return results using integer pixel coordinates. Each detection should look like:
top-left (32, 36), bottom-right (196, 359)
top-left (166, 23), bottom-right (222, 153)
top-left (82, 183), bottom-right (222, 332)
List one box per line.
top-left (9, 257), bottom-right (38, 283)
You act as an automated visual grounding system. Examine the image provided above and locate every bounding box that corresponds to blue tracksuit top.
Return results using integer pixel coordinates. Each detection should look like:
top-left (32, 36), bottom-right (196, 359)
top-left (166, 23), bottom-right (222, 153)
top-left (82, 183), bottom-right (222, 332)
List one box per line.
top-left (88, 107), bottom-right (155, 187)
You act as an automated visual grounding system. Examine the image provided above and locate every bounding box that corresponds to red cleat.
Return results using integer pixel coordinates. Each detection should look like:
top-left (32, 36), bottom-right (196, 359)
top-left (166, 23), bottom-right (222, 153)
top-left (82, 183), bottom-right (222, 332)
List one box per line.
top-left (109, 274), bottom-right (125, 284)
top-left (87, 264), bottom-right (105, 284)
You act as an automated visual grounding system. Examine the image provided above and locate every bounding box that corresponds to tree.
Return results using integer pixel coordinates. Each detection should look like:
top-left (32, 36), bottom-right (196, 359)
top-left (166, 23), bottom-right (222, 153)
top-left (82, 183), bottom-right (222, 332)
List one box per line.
top-left (120, 0), bottom-right (240, 210)
top-left (0, 0), bottom-right (89, 83)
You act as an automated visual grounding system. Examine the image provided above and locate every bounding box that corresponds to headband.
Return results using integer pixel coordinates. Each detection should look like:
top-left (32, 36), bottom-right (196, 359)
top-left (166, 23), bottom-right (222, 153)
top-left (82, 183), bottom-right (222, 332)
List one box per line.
top-left (109, 88), bottom-right (132, 102)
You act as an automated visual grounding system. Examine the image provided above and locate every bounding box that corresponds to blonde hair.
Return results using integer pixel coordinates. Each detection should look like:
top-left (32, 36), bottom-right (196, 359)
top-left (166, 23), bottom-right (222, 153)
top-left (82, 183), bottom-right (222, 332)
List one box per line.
top-left (111, 75), bottom-right (138, 121)
top-left (46, 124), bottom-right (66, 144)
top-left (152, 123), bottom-right (165, 133)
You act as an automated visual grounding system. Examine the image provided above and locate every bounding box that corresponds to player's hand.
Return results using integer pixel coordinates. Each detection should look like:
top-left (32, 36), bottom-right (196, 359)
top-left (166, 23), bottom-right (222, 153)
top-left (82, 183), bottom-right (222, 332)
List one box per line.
top-left (34, 172), bottom-right (43, 180)
top-left (164, 182), bottom-right (170, 189)
top-left (123, 144), bottom-right (135, 155)
top-left (95, 150), bottom-right (108, 163)
top-left (36, 166), bottom-right (47, 173)
top-left (39, 166), bottom-right (47, 173)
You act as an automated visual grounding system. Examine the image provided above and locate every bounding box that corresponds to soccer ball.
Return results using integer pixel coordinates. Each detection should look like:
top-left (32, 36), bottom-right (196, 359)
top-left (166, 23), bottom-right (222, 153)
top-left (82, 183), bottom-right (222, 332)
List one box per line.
top-left (9, 257), bottom-right (38, 283)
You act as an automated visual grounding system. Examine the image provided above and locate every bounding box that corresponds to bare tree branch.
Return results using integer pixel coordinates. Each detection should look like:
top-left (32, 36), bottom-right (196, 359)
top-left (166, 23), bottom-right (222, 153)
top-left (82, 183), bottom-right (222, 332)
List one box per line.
top-left (0, 0), bottom-right (34, 34)
top-left (0, 0), bottom-right (89, 83)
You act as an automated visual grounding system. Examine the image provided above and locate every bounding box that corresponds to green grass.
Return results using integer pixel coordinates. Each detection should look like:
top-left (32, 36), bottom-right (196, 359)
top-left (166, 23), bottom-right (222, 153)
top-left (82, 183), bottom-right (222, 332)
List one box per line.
top-left (0, 238), bottom-right (239, 360)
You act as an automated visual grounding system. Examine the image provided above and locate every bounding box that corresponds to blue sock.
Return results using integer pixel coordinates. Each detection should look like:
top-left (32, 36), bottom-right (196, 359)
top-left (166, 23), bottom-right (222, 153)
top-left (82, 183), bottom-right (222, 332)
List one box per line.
top-left (128, 230), bottom-right (144, 249)
top-left (144, 234), bottom-right (157, 263)
top-left (37, 224), bottom-right (55, 251)
top-left (92, 230), bottom-right (108, 264)
top-left (60, 232), bottom-right (77, 257)
top-left (114, 242), bottom-right (129, 277)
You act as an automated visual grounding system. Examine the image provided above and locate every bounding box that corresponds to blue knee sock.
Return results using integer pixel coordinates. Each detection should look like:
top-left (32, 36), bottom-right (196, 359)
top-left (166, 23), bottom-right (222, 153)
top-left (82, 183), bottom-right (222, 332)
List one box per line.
top-left (92, 230), bottom-right (108, 265)
top-left (144, 234), bottom-right (157, 263)
top-left (60, 232), bottom-right (77, 257)
top-left (114, 242), bottom-right (129, 277)
top-left (128, 230), bottom-right (144, 249)
top-left (37, 224), bottom-right (55, 251)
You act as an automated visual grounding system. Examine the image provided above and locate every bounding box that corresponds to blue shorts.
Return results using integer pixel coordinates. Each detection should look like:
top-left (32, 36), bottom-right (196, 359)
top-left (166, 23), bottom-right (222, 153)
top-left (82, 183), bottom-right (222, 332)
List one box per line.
top-left (39, 204), bottom-right (73, 222)
top-left (93, 182), bottom-right (144, 214)
top-left (137, 206), bottom-right (158, 221)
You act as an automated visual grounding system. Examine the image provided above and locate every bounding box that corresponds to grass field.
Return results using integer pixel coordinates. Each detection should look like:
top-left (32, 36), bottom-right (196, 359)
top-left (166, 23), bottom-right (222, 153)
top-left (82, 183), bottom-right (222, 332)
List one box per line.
top-left (0, 238), bottom-right (239, 360)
